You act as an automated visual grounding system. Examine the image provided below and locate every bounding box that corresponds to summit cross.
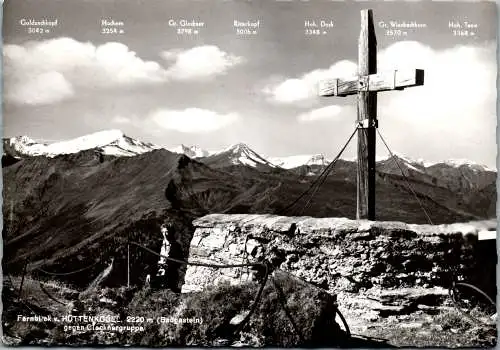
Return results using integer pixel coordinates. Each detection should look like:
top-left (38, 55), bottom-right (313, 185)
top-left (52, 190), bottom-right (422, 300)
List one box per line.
top-left (319, 9), bottom-right (424, 220)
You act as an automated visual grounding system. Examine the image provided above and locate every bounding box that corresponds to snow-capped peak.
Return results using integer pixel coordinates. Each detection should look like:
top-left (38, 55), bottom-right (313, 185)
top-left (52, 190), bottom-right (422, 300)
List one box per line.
top-left (5, 130), bottom-right (161, 158)
top-left (170, 144), bottom-right (210, 158)
top-left (9, 135), bottom-right (38, 146)
top-left (227, 143), bottom-right (253, 154)
top-left (222, 143), bottom-right (276, 168)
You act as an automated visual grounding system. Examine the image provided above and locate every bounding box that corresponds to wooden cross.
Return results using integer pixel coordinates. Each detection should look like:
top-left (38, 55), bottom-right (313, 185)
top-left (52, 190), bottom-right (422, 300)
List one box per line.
top-left (319, 9), bottom-right (424, 221)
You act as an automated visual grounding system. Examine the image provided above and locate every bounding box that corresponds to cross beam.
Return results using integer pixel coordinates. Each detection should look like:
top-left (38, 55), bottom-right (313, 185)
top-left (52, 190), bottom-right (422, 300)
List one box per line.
top-left (319, 9), bottom-right (424, 220)
top-left (319, 69), bottom-right (424, 97)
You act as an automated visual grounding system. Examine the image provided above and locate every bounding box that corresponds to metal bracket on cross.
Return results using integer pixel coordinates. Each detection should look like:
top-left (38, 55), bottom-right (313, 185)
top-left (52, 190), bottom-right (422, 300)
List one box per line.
top-left (358, 76), bottom-right (369, 92)
top-left (357, 118), bottom-right (378, 129)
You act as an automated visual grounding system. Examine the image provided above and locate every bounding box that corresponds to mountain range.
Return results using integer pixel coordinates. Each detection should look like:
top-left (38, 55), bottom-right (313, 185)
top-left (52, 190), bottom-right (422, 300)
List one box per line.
top-left (4, 129), bottom-right (496, 176)
top-left (2, 130), bottom-right (496, 286)
top-left (3, 130), bottom-right (160, 158)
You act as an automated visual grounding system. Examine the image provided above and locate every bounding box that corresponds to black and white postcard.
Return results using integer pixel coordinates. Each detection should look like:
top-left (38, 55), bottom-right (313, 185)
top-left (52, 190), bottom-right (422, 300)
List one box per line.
top-left (1, 0), bottom-right (497, 347)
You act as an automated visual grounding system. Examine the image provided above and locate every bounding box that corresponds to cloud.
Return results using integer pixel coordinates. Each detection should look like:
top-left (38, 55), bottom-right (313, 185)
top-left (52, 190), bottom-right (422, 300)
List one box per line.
top-left (375, 41), bottom-right (496, 165)
top-left (264, 41), bottom-right (495, 112)
top-left (376, 41), bottom-right (496, 124)
top-left (6, 71), bottom-right (74, 105)
top-left (4, 39), bottom-right (244, 106)
top-left (112, 115), bottom-right (132, 124)
top-left (3, 37), bottom-right (168, 105)
top-left (161, 45), bottom-right (244, 80)
top-left (263, 60), bottom-right (357, 104)
top-left (150, 108), bottom-right (239, 133)
top-left (297, 105), bottom-right (348, 123)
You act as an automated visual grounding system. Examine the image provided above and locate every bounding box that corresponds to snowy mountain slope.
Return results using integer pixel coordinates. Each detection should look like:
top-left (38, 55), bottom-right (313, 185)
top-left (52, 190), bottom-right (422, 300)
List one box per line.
top-left (375, 152), bottom-right (496, 173)
top-left (426, 159), bottom-right (496, 173)
top-left (270, 153), bottom-right (424, 172)
top-left (268, 154), bottom-right (329, 169)
top-left (3, 130), bottom-right (161, 158)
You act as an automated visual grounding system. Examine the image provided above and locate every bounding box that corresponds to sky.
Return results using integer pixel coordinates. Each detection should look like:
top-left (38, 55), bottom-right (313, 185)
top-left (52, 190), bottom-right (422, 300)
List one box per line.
top-left (2, 0), bottom-right (498, 168)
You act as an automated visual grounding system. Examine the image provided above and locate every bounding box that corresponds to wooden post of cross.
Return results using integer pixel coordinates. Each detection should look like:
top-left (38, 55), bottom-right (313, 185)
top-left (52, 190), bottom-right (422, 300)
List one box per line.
top-left (319, 9), bottom-right (424, 221)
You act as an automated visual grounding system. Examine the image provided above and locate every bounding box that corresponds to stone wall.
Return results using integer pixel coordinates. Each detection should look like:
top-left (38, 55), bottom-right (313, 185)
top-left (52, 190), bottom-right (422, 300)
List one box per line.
top-left (181, 214), bottom-right (496, 315)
